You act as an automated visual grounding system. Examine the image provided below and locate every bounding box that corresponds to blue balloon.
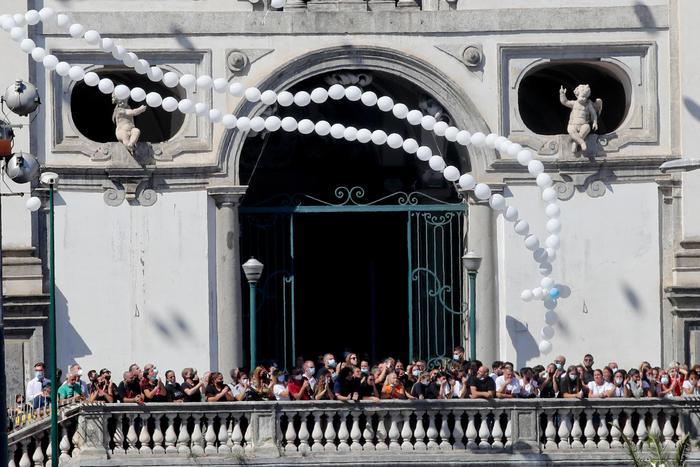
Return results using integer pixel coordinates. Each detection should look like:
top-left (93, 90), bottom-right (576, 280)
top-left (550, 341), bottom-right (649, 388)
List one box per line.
top-left (549, 287), bottom-right (560, 299)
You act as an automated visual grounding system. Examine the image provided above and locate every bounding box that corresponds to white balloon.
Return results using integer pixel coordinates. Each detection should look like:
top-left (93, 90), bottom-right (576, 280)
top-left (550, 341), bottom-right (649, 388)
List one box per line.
top-left (69, 23), bottom-right (86, 38)
top-left (12, 13), bottom-right (26, 27)
top-left (514, 220), bottom-right (529, 235)
top-left (280, 116), bottom-right (297, 132)
top-left (209, 109), bottom-right (223, 123)
top-left (544, 311), bottom-right (559, 325)
top-left (489, 194), bottom-right (506, 211)
top-left (314, 120), bottom-right (331, 136)
top-left (195, 103), bottom-right (208, 116)
top-left (148, 67), bottom-right (164, 82)
top-left (406, 110), bottom-right (423, 125)
top-left (328, 84), bottom-right (345, 100)
top-left (229, 82), bottom-right (244, 97)
top-left (345, 86), bottom-right (362, 101)
top-left (456, 130), bottom-right (471, 145)
top-left (546, 218), bottom-right (562, 234)
top-left (84, 30), bottom-right (101, 45)
top-left (356, 128), bottom-right (372, 143)
top-left (542, 187), bottom-right (557, 202)
top-left (541, 326), bottom-right (555, 340)
top-left (470, 132), bottom-right (486, 146)
top-left (485, 133), bottom-right (498, 148)
top-left (10, 27), bottom-right (25, 41)
top-left (495, 137), bottom-right (509, 152)
top-left (521, 289), bottom-right (533, 302)
top-left (309, 87), bottom-right (327, 104)
top-left (197, 75), bottom-right (213, 89)
top-left (162, 96), bottom-right (179, 112)
top-left (377, 96), bottom-right (394, 112)
top-left (222, 114), bottom-right (237, 128)
top-left (177, 99), bottom-right (194, 113)
top-left (371, 130), bottom-right (387, 145)
top-left (293, 91), bottom-right (311, 107)
top-left (541, 277), bottom-right (554, 289)
top-left (545, 203), bottom-right (560, 218)
top-left (250, 116), bottom-right (265, 132)
top-left (402, 138), bottom-right (419, 154)
top-left (213, 78), bottom-right (229, 93)
top-left (416, 146), bottom-right (432, 161)
top-left (270, 0), bottom-right (286, 8)
top-left (277, 91), bottom-right (294, 106)
top-left (245, 87), bottom-right (262, 102)
top-left (236, 116), bottom-right (251, 131)
top-left (163, 72), bottom-right (179, 88)
top-left (39, 8), bottom-right (56, 22)
top-left (360, 91), bottom-right (377, 106)
top-left (111, 45), bottom-right (127, 60)
top-left (539, 262), bottom-right (553, 276)
top-left (506, 143), bottom-right (523, 158)
top-left (474, 183), bottom-right (491, 200)
top-left (100, 38), bottom-right (115, 52)
top-left (420, 115), bottom-right (436, 131)
top-left (130, 87), bottom-right (147, 102)
top-left (433, 121), bottom-right (448, 137)
top-left (134, 59), bottom-right (149, 75)
top-left (533, 248), bottom-right (548, 263)
top-left (330, 123), bottom-right (345, 139)
top-left (0, 16), bottom-right (15, 32)
top-left (443, 166), bottom-right (460, 182)
top-left (343, 126), bottom-right (358, 141)
top-left (528, 159), bottom-right (545, 176)
top-left (20, 39), bottom-right (36, 53)
top-left (524, 234), bottom-right (540, 251)
top-left (392, 103), bottom-right (409, 119)
top-left (42, 55), bottom-right (59, 70)
top-left (428, 156), bottom-right (446, 172)
top-left (83, 72), bottom-right (100, 87)
top-left (56, 14), bottom-right (70, 28)
top-left (26, 196), bottom-right (41, 212)
top-left (179, 74), bottom-right (196, 89)
top-left (113, 84), bottom-right (130, 100)
top-left (146, 92), bottom-right (163, 107)
top-left (444, 126), bottom-right (459, 142)
top-left (532, 287), bottom-right (544, 300)
top-left (68, 66), bottom-right (85, 81)
top-left (536, 173), bottom-right (553, 188)
top-left (298, 119), bottom-right (314, 134)
top-left (546, 235), bottom-right (561, 249)
top-left (458, 174), bottom-right (476, 191)
top-left (516, 149), bottom-right (533, 166)
top-left (539, 340), bottom-right (553, 355)
top-left (25, 10), bottom-right (41, 25)
top-left (504, 206), bottom-right (519, 222)
top-left (546, 248), bottom-right (557, 261)
top-left (55, 62), bottom-right (71, 77)
top-left (386, 133), bottom-right (403, 149)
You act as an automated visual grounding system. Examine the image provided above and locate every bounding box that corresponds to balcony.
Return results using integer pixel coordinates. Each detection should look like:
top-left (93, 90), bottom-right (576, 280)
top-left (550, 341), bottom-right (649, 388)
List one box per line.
top-left (8, 398), bottom-right (700, 465)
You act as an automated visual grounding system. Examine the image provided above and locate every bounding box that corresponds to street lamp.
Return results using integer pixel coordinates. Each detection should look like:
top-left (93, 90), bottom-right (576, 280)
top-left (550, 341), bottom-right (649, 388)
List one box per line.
top-left (242, 257), bottom-right (263, 370)
top-left (462, 251), bottom-right (482, 361)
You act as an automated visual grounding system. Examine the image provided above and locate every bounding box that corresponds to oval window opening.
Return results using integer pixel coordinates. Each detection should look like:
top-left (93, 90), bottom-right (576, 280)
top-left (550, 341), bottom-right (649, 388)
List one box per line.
top-left (70, 69), bottom-right (185, 144)
top-left (518, 62), bottom-right (629, 135)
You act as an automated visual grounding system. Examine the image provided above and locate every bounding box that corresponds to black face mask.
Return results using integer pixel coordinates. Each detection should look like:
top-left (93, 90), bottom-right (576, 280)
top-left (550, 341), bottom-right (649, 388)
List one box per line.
top-left (105, 375), bottom-right (111, 381)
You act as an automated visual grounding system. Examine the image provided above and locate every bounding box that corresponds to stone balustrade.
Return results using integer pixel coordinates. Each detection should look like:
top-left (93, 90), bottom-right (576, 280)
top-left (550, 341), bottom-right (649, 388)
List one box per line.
top-left (8, 398), bottom-right (700, 465)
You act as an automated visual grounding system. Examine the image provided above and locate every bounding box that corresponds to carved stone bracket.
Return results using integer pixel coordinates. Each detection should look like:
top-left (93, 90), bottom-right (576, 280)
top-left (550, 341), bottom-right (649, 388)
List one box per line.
top-left (434, 43), bottom-right (484, 80)
top-left (226, 49), bottom-right (274, 78)
top-left (102, 178), bottom-right (157, 207)
top-left (552, 171), bottom-right (607, 200)
top-left (101, 142), bottom-right (157, 206)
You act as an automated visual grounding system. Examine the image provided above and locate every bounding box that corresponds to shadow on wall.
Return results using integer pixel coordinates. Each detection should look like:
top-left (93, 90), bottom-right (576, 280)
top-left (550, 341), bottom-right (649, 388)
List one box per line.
top-left (633, 2), bottom-right (657, 32)
top-left (684, 97), bottom-right (700, 122)
top-left (505, 315), bottom-right (539, 370)
top-left (56, 286), bottom-right (92, 368)
top-left (149, 308), bottom-right (201, 348)
top-left (621, 281), bottom-right (644, 313)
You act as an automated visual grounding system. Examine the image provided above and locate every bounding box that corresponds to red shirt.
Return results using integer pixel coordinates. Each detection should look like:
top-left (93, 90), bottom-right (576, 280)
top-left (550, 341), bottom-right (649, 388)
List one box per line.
top-left (287, 380), bottom-right (310, 400)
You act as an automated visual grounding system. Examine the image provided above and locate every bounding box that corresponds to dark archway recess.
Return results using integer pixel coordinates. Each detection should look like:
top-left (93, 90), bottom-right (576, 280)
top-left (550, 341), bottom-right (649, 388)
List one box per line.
top-left (239, 70), bottom-right (470, 205)
top-left (518, 62), bottom-right (629, 135)
top-left (70, 69), bottom-right (185, 144)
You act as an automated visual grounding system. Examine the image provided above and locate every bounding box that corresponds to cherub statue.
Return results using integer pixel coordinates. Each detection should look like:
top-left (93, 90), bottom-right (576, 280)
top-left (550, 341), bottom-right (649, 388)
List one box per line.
top-left (112, 93), bottom-right (147, 154)
top-left (559, 84), bottom-right (603, 153)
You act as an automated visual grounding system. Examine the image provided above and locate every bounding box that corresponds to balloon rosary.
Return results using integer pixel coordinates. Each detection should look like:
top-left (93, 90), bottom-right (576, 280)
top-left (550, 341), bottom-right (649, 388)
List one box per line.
top-left (1, 7), bottom-right (563, 355)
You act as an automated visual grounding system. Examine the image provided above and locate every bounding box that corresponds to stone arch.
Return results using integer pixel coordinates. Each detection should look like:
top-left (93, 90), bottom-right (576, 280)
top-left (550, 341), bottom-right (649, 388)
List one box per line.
top-left (216, 46), bottom-right (496, 185)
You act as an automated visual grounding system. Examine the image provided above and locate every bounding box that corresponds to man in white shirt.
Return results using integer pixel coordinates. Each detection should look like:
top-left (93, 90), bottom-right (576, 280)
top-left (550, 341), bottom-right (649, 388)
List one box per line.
top-left (495, 367), bottom-right (521, 398)
top-left (303, 360), bottom-right (317, 391)
top-left (26, 362), bottom-right (51, 403)
top-left (587, 369), bottom-right (614, 398)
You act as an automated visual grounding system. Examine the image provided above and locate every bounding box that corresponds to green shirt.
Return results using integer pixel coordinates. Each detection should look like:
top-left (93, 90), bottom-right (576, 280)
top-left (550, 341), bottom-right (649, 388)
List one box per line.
top-left (57, 382), bottom-right (82, 400)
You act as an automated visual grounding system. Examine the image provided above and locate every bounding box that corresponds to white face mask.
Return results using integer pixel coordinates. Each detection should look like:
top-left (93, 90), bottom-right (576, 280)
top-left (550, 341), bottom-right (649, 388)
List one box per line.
top-left (77, 369), bottom-right (83, 377)
top-left (241, 378), bottom-right (248, 385)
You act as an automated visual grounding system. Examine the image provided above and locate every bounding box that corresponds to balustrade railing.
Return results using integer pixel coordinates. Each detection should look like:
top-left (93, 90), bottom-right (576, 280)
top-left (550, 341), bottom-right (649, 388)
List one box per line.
top-left (7, 398), bottom-right (700, 465)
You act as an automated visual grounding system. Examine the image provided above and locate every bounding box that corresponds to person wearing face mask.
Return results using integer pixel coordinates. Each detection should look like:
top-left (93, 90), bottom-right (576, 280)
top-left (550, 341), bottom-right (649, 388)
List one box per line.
top-left (69, 363), bottom-right (89, 396)
top-left (468, 365), bottom-right (496, 399)
top-left (163, 370), bottom-right (185, 402)
top-left (288, 368), bottom-right (313, 400)
top-left (625, 369), bottom-right (651, 398)
top-left (682, 370), bottom-right (699, 396)
top-left (303, 360), bottom-right (317, 391)
top-left (611, 369), bottom-right (627, 397)
top-left (539, 364), bottom-right (560, 398)
top-left (656, 370), bottom-right (675, 398)
top-left (142, 367), bottom-right (168, 402)
top-left (409, 371), bottom-right (438, 399)
top-left (204, 372), bottom-right (234, 402)
top-left (314, 373), bottom-right (336, 400)
top-left (559, 366), bottom-right (584, 398)
top-left (452, 346), bottom-right (466, 365)
top-left (518, 367), bottom-right (540, 398)
top-left (581, 354), bottom-right (595, 384)
top-left (89, 368), bottom-right (117, 403)
top-left (495, 367), bottom-right (521, 399)
top-left (26, 362), bottom-right (51, 404)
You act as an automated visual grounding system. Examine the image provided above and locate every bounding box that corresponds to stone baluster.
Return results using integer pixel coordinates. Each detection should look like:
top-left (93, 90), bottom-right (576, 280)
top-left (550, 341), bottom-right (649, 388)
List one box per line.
top-left (583, 410), bottom-right (597, 449)
top-left (465, 412), bottom-right (478, 449)
top-left (649, 409), bottom-right (662, 442)
top-left (388, 412), bottom-right (401, 451)
top-left (412, 411), bottom-right (426, 451)
top-left (400, 411), bottom-right (414, 451)
top-left (557, 409), bottom-right (572, 449)
top-left (151, 415), bottom-right (165, 455)
top-left (298, 413), bottom-right (311, 454)
top-left (18, 440), bottom-right (30, 467)
top-left (190, 415), bottom-right (205, 456)
top-left (597, 410), bottom-right (610, 448)
top-left (504, 415), bottom-right (513, 449)
top-left (609, 410), bottom-right (623, 448)
top-left (675, 409), bottom-right (686, 444)
top-left (8, 443), bottom-right (17, 467)
top-left (478, 410), bottom-right (491, 449)
top-left (204, 416), bottom-right (218, 455)
top-left (31, 435), bottom-right (45, 466)
top-left (125, 415), bottom-right (138, 455)
top-left (43, 438), bottom-right (50, 467)
top-left (324, 412), bottom-right (337, 452)
top-left (138, 416), bottom-right (152, 455)
top-left (622, 410), bottom-right (636, 446)
top-left (231, 417), bottom-right (244, 456)
top-left (350, 411), bottom-right (363, 451)
top-left (243, 415), bottom-right (252, 454)
top-left (452, 411), bottom-right (465, 450)
top-left (491, 410), bottom-right (504, 450)
top-left (375, 412), bottom-right (388, 451)
top-left (59, 425), bottom-right (72, 462)
top-left (112, 415), bottom-right (125, 456)
top-left (218, 415), bottom-right (232, 455)
top-left (439, 411), bottom-right (452, 451)
top-left (164, 414), bottom-right (177, 454)
top-left (284, 413), bottom-right (299, 453)
top-left (570, 413), bottom-right (584, 448)
top-left (337, 411), bottom-right (351, 452)
top-left (362, 413), bottom-right (376, 451)
top-left (662, 413), bottom-right (675, 449)
top-left (311, 413), bottom-right (324, 452)
top-left (543, 412), bottom-right (557, 450)
top-left (226, 417), bottom-right (234, 450)
top-left (636, 410), bottom-right (648, 447)
top-left (176, 415), bottom-right (191, 456)
top-left (427, 411), bottom-right (440, 450)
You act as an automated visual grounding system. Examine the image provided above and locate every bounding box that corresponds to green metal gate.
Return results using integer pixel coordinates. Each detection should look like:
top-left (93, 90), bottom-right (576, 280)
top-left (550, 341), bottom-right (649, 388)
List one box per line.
top-left (240, 186), bottom-right (467, 370)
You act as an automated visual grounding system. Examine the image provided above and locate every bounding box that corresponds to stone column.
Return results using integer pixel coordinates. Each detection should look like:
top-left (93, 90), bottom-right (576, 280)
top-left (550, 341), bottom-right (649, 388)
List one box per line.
top-left (462, 188), bottom-right (500, 364)
top-left (208, 187), bottom-right (247, 373)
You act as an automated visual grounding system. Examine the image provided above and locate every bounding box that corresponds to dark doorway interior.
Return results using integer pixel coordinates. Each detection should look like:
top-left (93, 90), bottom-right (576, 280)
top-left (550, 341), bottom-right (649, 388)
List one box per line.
top-left (293, 212), bottom-right (408, 366)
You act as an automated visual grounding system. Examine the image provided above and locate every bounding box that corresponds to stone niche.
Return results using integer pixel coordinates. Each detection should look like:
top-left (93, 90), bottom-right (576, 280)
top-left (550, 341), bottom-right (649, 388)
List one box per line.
top-left (499, 43), bottom-right (658, 160)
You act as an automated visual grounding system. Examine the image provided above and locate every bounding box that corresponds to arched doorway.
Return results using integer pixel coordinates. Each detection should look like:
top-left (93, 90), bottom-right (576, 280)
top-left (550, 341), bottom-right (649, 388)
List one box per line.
top-left (237, 68), bottom-right (471, 371)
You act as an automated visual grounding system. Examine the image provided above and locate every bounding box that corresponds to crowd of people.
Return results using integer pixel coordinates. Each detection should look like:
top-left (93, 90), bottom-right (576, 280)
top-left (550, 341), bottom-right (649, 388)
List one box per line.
top-left (16, 347), bottom-right (700, 409)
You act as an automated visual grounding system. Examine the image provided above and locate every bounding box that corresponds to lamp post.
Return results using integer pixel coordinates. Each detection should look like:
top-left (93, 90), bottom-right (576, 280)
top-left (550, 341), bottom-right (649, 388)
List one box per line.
top-left (462, 251), bottom-right (482, 361)
top-left (242, 257), bottom-right (263, 370)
